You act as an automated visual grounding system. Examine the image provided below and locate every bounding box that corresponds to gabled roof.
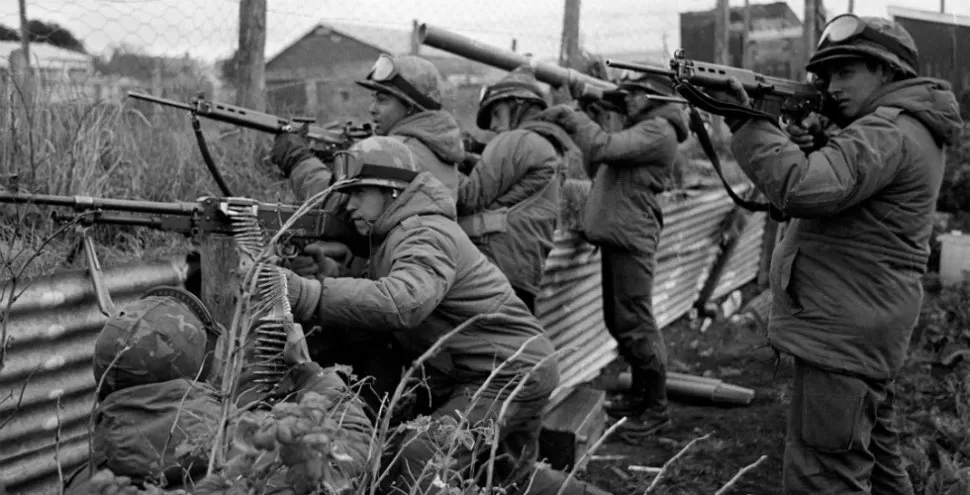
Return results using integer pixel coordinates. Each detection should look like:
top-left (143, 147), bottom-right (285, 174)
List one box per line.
top-left (0, 40), bottom-right (92, 70)
top-left (888, 5), bottom-right (970, 29)
top-left (266, 21), bottom-right (455, 67)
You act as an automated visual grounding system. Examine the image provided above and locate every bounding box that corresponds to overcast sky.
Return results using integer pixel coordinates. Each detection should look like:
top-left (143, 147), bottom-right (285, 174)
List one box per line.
top-left (1, 0), bottom-right (968, 62)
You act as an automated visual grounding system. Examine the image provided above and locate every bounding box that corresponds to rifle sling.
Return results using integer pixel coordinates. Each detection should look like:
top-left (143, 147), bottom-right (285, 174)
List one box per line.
top-left (675, 82), bottom-right (780, 124)
top-left (685, 104), bottom-right (789, 222)
top-left (191, 116), bottom-right (234, 197)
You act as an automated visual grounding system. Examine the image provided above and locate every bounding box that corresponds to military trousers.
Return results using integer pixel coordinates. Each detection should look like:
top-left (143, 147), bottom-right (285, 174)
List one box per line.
top-left (784, 359), bottom-right (914, 495)
top-left (599, 243), bottom-right (668, 410)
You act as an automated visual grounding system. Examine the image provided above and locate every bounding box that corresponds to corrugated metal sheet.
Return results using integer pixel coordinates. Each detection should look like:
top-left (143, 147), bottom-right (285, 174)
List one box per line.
top-left (0, 258), bottom-right (190, 495)
top-left (538, 187), bottom-right (766, 410)
top-left (1, 187), bottom-right (769, 491)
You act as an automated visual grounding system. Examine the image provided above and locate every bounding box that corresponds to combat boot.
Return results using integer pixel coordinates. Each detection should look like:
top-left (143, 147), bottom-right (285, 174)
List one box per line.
top-left (604, 369), bottom-right (670, 438)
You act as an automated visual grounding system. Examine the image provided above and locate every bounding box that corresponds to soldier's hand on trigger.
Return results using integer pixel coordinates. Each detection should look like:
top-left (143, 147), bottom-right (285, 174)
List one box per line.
top-left (288, 241), bottom-right (352, 282)
top-left (785, 114), bottom-right (826, 153)
top-left (283, 321), bottom-right (313, 366)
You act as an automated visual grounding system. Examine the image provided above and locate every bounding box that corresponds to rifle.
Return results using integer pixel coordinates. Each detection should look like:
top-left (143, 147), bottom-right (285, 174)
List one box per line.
top-left (127, 92), bottom-right (373, 196)
top-left (605, 49), bottom-right (822, 221)
top-left (605, 49), bottom-right (824, 125)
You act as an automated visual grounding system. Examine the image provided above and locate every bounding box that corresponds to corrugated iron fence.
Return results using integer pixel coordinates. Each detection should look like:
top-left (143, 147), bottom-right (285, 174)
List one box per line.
top-left (0, 186), bottom-right (765, 494)
top-left (0, 258), bottom-right (191, 494)
top-left (538, 186), bottom-right (765, 409)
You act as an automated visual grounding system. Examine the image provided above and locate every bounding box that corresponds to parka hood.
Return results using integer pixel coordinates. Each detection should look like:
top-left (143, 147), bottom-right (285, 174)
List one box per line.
top-left (387, 110), bottom-right (467, 163)
top-left (862, 77), bottom-right (964, 146)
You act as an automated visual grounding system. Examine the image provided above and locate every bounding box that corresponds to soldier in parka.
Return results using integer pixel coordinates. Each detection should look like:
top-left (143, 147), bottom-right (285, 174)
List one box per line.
top-left (280, 136), bottom-right (610, 495)
top-left (457, 66), bottom-right (583, 314)
top-left (63, 287), bottom-right (373, 494)
top-left (537, 73), bottom-right (689, 438)
top-left (712, 15), bottom-right (964, 494)
top-left (269, 54), bottom-right (470, 416)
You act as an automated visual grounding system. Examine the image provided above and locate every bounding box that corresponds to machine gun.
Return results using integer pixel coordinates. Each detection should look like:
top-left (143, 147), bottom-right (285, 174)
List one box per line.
top-left (127, 92), bottom-right (373, 196)
top-left (605, 49), bottom-right (824, 126)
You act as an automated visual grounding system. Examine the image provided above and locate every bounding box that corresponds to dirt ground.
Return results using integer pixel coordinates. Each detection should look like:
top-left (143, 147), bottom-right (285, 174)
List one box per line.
top-left (575, 294), bottom-right (790, 495)
top-left (573, 280), bottom-right (970, 495)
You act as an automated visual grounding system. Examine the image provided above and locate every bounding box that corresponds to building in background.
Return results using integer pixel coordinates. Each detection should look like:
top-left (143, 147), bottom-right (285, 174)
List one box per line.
top-left (264, 22), bottom-right (506, 128)
top-left (0, 41), bottom-right (94, 103)
top-left (679, 1), bottom-right (826, 80)
top-left (888, 6), bottom-right (970, 114)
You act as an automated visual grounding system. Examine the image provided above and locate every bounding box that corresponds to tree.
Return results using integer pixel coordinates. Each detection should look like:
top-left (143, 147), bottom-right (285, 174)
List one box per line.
top-left (26, 19), bottom-right (86, 53)
top-left (219, 49), bottom-right (241, 83)
top-left (0, 23), bottom-right (18, 42)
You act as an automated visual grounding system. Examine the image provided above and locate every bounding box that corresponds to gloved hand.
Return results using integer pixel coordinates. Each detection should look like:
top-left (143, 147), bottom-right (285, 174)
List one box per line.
top-left (270, 130), bottom-right (314, 177)
top-left (286, 241), bottom-right (353, 282)
top-left (537, 103), bottom-right (584, 132)
top-left (705, 77), bottom-right (753, 132)
top-left (283, 321), bottom-right (313, 366)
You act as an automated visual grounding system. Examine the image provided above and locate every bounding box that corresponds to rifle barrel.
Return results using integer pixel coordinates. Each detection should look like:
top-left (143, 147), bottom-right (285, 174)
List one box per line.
top-left (0, 192), bottom-right (201, 216)
top-left (127, 91), bottom-right (195, 112)
top-left (604, 59), bottom-right (675, 78)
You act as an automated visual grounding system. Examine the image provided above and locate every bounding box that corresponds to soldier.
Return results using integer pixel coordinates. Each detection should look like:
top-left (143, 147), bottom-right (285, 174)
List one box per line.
top-left (64, 287), bottom-right (373, 493)
top-left (281, 136), bottom-right (610, 495)
top-left (457, 66), bottom-right (583, 314)
top-left (538, 73), bottom-right (689, 438)
top-left (713, 15), bottom-right (963, 494)
top-left (355, 53), bottom-right (466, 198)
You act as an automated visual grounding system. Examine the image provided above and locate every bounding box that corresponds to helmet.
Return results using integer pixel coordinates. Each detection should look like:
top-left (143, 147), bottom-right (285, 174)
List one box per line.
top-left (616, 72), bottom-right (675, 97)
top-left (477, 65), bottom-right (549, 129)
top-left (355, 54), bottom-right (444, 111)
top-left (93, 286), bottom-right (220, 399)
top-left (332, 136), bottom-right (421, 192)
top-left (807, 15), bottom-right (919, 77)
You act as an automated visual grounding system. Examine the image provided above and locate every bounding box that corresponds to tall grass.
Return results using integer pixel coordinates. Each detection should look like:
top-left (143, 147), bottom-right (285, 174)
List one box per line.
top-left (0, 78), bottom-right (294, 278)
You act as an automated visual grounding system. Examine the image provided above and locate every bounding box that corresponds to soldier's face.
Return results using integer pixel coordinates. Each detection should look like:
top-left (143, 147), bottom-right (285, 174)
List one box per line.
top-left (369, 92), bottom-right (410, 135)
top-left (822, 59), bottom-right (890, 120)
top-left (346, 186), bottom-right (390, 235)
top-left (488, 101), bottom-right (513, 132)
top-left (624, 89), bottom-right (651, 118)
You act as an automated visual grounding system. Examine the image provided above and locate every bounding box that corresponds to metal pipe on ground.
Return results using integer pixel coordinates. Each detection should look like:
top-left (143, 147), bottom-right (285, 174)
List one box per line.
top-left (596, 371), bottom-right (755, 406)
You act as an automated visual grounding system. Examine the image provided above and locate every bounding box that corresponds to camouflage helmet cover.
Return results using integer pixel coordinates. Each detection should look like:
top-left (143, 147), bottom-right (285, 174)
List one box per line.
top-left (616, 71), bottom-right (675, 97)
top-left (334, 135), bottom-right (421, 192)
top-left (477, 65), bottom-right (549, 129)
top-left (93, 287), bottom-right (217, 399)
top-left (355, 54), bottom-right (445, 111)
top-left (807, 16), bottom-right (919, 77)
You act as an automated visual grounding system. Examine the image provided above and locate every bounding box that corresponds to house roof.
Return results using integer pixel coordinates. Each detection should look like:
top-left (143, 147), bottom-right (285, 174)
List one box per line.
top-left (266, 21), bottom-right (456, 67)
top-left (680, 1), bottom-right (800, 25)
top-left (888, 5), bottom-right (970, 29)
top-left (0, 41), bottom-right (92, 70)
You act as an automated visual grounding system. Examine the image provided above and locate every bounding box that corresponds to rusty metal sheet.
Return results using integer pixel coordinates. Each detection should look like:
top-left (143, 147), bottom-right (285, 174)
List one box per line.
top-left (0, 258), bottom-right (190, 494)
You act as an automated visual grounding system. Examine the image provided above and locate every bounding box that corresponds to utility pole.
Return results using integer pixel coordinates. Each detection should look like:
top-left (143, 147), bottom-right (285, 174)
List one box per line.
top-left (559, 0), bottom-right (582, 69)
top-left (17, 0), bottom-right (29, 67)
top-left (714, 0), bottom-right (730, 66)
top-left (802, 0), bottom-right (818, 81)
top-left (511, 38), bottom-right (518, 52)
top-left (410, 20), bottom-right (420, 55)
top-left (940, 0), bottom-right (945, 13)
top-left (848, 0), bottom-right (855, 14)
top-left (742, 0), bottom-right (752, 69)
top-left (236, 0), bottom-right (266, 112)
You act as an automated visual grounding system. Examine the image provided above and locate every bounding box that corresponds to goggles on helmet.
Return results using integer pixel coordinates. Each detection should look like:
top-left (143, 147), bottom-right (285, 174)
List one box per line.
top-left (331, 151), bottom-right (418, 190)
top-left (817, 14), bottom-right (918, 70)
top-left (365, 54), bottom-right (441, 111)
